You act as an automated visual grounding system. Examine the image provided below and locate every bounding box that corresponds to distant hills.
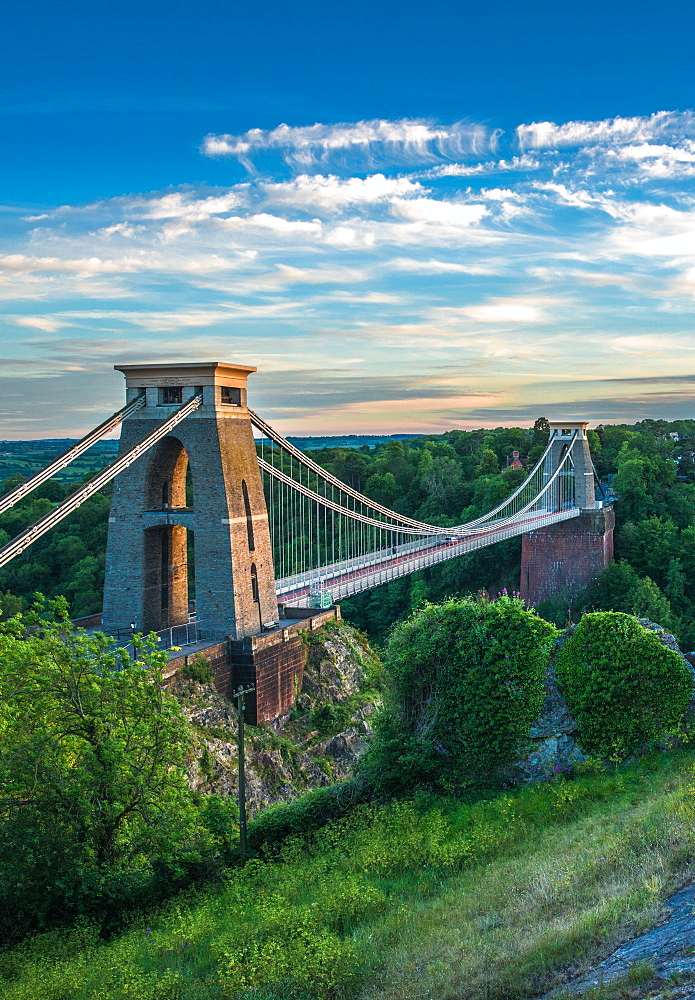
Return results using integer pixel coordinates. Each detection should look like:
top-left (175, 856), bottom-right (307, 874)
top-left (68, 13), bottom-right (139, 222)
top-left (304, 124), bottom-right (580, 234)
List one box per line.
top-left (285, 433), bottom-right (424, 451)
top-left (0, 439), bottom-right (120, 485)
top-left (0, 434), bottom-right (424, 485)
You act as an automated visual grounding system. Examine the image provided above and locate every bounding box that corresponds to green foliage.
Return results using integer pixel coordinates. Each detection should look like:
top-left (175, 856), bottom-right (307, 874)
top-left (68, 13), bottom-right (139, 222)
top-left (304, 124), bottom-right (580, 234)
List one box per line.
top-left (588, 559), bottom-right (640, 612)
top-left (0, 602), bottom-right (233, 942)
top-left (476, 448), bottom-right (499, 476)
top-left (0, 588), bottom-right (22, 620)
top-left (618, 517), bottom-right (678, 588)
top-left (310, 702), bottom-right (352, 735)
top-left (5, 748), bottom-right (695, 999)
top-left (665, 556), bottom-right (688, 612)
top-left (588, 560), bottom-right (676, 632)
top-left (247, 781), bottom-right (366, 852)
top-left (535, 586), bottom-right (588, 628)
top-left (0, 442), bottom-right (119, 492)
top-left (364, 470), bottom-right (399, 508)
top-left (363, 595), bottom-right (557, 793)
top-left (181, 652), bottom-right (214, 684)
top-left (343, 538), bottom-right (523, 642)
top-left (556, 612), bottom-right (693, 760)
top-left (0, 491), bottom-right (110, 617)
top-left (628, 576), bottom-right (674, 626)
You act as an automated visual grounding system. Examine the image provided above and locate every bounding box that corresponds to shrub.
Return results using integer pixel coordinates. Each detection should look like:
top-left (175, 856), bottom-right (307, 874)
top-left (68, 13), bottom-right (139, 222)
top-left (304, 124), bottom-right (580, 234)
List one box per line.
top-left (310, 701), bottom-right (352, 735)
top-left (535, 586), bottom-right (588, 628)
top-left (181, 652), bottom-right (214, 684)
top-left (362, 594), bottom-right (557, 793)
top-left (248, 780), bottom-right (367, 853)
top-left (555, 611), bottom-right (693, 760)
top-left (0, 603), bottom-right (230, 943)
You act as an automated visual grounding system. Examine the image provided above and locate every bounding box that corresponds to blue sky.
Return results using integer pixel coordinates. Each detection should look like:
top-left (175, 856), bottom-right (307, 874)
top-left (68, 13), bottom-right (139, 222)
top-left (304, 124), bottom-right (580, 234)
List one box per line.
top-left (2, 0), bottom-right (695, 437)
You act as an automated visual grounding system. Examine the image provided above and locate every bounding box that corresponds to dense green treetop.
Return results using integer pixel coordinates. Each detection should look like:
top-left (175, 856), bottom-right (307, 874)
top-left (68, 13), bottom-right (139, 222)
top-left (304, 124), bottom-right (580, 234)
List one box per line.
top-left (556, 611), bottom-right (693, 760)
top-left (0, 600), bottom-right (235, 941)
top-left (362, 594), bottom-right (557, 794)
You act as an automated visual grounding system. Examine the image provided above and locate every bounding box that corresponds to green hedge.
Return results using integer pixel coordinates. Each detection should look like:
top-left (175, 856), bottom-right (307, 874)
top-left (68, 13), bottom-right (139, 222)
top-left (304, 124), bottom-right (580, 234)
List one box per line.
top-left (556, 612), bottom-right (693, 760)
top-left (362, 595), bottom-right (557, 793)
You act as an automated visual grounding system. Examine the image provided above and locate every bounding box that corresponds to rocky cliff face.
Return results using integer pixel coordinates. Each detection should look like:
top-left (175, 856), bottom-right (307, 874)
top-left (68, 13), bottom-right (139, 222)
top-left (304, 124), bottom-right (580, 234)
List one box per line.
top-left (515, 618), bottom-right (695, 779)
top-left (178, 615), bottom-right (692, 804)
top-left (295, 621), bottom-right (374, 710)
top-left (177, 620), bottom-right (382, 816)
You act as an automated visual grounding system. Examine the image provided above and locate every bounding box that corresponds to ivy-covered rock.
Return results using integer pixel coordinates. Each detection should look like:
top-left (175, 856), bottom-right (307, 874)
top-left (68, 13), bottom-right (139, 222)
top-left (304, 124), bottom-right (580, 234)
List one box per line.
top-left (555, 611), bottom-right (693, 760)
top-left (364, 594), bottom-right (557, 792)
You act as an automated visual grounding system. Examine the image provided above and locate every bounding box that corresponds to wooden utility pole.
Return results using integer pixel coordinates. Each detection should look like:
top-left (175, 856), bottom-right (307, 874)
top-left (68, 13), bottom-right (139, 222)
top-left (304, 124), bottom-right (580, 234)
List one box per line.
top-left (234, 684), bottom-right (255, 859)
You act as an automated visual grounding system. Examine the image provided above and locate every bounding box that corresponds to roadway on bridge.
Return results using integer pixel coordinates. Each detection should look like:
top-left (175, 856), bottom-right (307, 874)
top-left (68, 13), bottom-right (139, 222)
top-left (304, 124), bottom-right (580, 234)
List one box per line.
top-left (277, 507), bottom-right (580, 606)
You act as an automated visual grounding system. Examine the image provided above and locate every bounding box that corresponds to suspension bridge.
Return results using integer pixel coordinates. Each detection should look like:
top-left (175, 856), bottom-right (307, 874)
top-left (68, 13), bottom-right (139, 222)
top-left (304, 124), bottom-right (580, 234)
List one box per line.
top-left (252, 408), bottom-right (586, 607)
top-left (0, 361), bottom-right (613, 721)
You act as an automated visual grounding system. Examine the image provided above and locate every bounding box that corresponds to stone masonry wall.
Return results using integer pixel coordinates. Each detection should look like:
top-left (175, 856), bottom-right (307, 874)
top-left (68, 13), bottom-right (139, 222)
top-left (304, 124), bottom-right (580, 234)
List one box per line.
top-left (520, 506), bottom-right (615, 607)
top-left (164, 607), bottom-right (341, 724)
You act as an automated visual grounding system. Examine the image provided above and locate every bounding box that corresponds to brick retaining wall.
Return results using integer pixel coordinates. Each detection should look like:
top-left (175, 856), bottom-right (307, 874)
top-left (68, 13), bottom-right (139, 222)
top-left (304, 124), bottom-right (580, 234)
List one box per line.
top-left (520, 507), bottom-right (615, 607)
top-left (164, 606), bottom-right (341, 723)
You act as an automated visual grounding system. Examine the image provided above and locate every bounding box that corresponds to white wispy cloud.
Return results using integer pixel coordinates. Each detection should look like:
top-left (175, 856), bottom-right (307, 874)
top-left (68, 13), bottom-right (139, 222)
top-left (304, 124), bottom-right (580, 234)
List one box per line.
top-left (419, 154), bottom-right (542, 179)
top-left (14, 316), bottom-right (71, 332)
top-left (516, 110), bottom-right (695, 151)
top-left (202, 118), bottom-right (500, 170)
top-left (460, 301), bottom-right (542, 323)
top-left (4, 109), bottom-right (695, 434)
top-left (260, 173), bottom-right (424, 211)
top-left (0, 252), bottom-right (248, 277)
top-left (389, 197), bottom-right (488, 227)
top-left (215, 213), bottom-right (323, 235)
top-left (387, 257), bottom-right (496, 275)
top-left (614, 142), bottom-right (695, 163)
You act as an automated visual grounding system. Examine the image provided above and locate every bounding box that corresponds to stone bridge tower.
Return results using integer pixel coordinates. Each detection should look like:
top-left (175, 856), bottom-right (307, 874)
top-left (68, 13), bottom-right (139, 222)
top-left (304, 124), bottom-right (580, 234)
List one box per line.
top-left (544, 422), bottom-right (595, 509)
top-left (101, 362), bottom-right (278, 639)
top-left (521, 421), bottom-right (614, 607)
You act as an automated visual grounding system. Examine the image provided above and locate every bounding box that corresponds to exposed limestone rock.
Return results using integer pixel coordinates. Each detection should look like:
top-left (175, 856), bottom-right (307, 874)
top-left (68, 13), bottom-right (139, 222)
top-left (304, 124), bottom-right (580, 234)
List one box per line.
top-left (296, 622), bottom-right (378, 710)
top-left (177, 621), bottom-right (381, 816)
top-left (311, 706), bottom-right (378, 770)
top-left (542, 881), bottom-right (695, 998)
top-left (184, 687), bottom-right (238, 732)
top-left (514, 663), bottom-right (586, 779)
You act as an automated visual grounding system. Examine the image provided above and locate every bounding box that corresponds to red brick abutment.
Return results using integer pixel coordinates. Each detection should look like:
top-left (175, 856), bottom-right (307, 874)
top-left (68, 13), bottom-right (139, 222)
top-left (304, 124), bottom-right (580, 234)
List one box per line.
top-left (520, 506), bottom-right (615, 607)
top-left (162, 606), bottom-right (341, 724)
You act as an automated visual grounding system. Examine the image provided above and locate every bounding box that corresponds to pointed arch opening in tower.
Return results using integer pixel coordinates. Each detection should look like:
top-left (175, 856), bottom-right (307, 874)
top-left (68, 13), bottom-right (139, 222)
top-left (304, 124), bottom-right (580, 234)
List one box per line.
top-left (241, 479), bottom-right (255, 551)
top-left (145, 435), bottom-right (193, 511)
top-left (140, 436), bottom-right (195, 630)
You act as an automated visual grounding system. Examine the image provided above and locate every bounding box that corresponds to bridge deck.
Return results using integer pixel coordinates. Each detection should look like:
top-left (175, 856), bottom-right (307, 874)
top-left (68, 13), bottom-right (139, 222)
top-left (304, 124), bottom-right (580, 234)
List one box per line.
top-left (276, 507), bottom-right (581, 606)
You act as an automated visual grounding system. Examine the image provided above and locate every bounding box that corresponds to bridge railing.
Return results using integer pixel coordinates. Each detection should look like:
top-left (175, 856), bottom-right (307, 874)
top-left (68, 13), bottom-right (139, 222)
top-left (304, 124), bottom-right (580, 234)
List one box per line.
top-left (278, 507), bottom-right (582, 606)
top-left (275, 533), bottom-right (447, 596)
top-left (108, 620), bottom-right (202, 656)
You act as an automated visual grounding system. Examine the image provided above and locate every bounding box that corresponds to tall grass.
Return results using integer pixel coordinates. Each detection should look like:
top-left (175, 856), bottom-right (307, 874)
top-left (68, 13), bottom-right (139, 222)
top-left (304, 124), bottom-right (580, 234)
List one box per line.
top-left (2, 750), bottom-right (695, 1000)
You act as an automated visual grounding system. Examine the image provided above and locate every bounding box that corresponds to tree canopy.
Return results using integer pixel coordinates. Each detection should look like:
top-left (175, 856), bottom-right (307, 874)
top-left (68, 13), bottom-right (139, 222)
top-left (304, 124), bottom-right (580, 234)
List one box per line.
top-left (362, 594), bottom-right (557, 793)
top-left (0, 600), bottom-right (235, 941)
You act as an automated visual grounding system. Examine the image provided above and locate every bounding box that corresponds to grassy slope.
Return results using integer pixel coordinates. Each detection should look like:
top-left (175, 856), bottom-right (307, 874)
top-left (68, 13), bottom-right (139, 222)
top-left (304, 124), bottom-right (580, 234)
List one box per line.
top-left (3, 749), bottom-right (695, 1000)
